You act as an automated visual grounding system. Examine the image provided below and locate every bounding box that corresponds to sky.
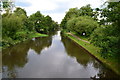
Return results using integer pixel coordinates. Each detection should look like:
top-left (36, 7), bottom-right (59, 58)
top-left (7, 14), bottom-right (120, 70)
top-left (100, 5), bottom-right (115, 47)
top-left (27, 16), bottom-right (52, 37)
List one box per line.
top-left (15, 0), bottom-right (107, 23)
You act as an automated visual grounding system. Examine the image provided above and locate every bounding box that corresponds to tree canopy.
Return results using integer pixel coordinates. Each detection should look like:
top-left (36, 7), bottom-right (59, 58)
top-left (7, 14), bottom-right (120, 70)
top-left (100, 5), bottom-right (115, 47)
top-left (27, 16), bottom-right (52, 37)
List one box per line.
top-left (90, 2), bottom-right (120, 58)
top-left (67, 16), bottom-right (98, 36)
top-left (60, 4), bottom-right (94, 29)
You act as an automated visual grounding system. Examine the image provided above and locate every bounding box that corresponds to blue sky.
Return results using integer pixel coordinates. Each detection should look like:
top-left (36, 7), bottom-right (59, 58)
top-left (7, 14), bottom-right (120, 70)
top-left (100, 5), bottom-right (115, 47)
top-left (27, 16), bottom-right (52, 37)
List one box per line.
top-left (15, 0), bottom-right (106, 23)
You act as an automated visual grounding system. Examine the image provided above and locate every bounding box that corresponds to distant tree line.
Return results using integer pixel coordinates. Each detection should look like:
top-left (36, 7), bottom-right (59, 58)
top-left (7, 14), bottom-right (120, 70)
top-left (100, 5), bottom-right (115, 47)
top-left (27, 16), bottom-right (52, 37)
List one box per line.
top-left (29, 11), bottom-right (58, 34)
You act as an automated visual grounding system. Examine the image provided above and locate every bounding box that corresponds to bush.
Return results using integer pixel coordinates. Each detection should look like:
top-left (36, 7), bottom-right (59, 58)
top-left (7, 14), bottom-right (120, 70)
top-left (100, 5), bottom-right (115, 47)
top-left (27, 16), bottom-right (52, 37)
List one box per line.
top-left (90, 25), bottom-right (119, 58)
top-left (67, 16), bottom-right (99, 36)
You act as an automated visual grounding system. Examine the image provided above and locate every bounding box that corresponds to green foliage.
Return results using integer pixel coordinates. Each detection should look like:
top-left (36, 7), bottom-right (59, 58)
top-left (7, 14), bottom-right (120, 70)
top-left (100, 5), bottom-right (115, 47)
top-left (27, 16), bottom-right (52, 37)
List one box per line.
top-left (66, 17), bottom-right (77, 32)
top-left (2, 7), bottom-right (58, 48)
top-left (67, 16), bottom-right (99, 36)
top-left (90, 2), bottom-right (120, 58)
top-left (61, 2), bottom-right (120, 59)
top-left (2, 14), bottom-right (22, 39)
top-left (90, 25), bottom-right (119, 58)
top-left (24, 19), bottom-right (34, 31)
top-left (14, 7), bottom-right (27, 16)
top-left (2, 7), bottom-right (28, 40)
top-left (60, 18), bottom-right (67, 29)
top-left (60, 8), bottom-right (79, 29)
top-left (79, 4), bottom-right (93, 17)
top-left (29, 11), bottom-right (58, 34)
top-left (2, 8), bottom-right (28, 48)
top-left (60, 4), bottom-right (94, 29)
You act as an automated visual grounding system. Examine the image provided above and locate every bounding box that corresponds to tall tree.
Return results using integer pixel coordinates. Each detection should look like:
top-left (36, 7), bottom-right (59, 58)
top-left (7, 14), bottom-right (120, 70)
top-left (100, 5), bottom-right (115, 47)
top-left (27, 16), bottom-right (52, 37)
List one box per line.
top-left (60, 4), bottom-right (93, 29)
top-left (29, 11), bottom-right (44, 33)
top-left (90, 2), bottom-right (120, 58)
top-left (79, 4), bottom-right (93, 17)
top-left (67, 16), bottom-right (98, 36)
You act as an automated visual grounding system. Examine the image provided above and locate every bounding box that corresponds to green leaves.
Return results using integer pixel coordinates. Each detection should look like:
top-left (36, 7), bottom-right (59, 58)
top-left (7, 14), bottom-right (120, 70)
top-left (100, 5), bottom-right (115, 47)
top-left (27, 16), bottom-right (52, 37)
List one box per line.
top-left (2, 7), bottom-right (29, 48)
top-left (2, 14), bottom-right (22, 38)
top-left (91, 2), bottom-right (120, 57)
top-left (60, 4), bottom-right (94, 29)
top-left (29, 11), bottom-right (58, 34)
top-left (90, 24), bottom-right (119, 57)
top-left (67, 16), bottom-right (98, 36)
top-left (14, 7), bottom-right (27, 16)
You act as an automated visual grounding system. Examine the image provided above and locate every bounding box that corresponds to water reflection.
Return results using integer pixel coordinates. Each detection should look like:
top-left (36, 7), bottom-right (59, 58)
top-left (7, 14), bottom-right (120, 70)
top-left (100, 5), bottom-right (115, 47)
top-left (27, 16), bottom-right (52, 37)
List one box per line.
top-left (2, 31), bottom-right (119, 78)
top-left (2, 35), bottom-right (52, 78)
top-left (61, 35), bottom-right (119, 79)
top-left (61, 37), bottom-right (91, 67)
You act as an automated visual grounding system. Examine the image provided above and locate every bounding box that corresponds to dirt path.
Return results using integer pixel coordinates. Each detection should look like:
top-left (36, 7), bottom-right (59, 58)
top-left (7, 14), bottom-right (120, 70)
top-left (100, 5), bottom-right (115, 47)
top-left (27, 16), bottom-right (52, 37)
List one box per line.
top-left (67, 33), bottom-right (90, 43)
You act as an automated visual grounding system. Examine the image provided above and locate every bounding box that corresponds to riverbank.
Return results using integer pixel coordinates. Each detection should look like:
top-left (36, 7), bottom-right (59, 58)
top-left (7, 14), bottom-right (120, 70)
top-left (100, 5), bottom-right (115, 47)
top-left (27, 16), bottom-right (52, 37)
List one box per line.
top-left (2, 32), bottom-right (48, 49)
top-left (63, 32), bottom-right (120, 75)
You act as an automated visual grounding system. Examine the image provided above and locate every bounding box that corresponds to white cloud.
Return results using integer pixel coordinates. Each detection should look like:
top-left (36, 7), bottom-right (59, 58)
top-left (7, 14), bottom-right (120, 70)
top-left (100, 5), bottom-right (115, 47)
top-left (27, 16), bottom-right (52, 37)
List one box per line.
top-left (47, 13), bottom-right (65, 24)
top-left (15, 0), bottom-right (107, 23)
top-left (26, 0), bottom-right (58, 11)
top-left (16, 0), bottom-right (58, 14)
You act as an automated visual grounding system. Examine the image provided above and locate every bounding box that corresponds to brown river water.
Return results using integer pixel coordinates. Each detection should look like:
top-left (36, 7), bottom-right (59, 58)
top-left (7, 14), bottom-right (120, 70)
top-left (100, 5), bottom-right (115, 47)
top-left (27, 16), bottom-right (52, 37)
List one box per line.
top-left (2, 31), bottom-right (119, 79)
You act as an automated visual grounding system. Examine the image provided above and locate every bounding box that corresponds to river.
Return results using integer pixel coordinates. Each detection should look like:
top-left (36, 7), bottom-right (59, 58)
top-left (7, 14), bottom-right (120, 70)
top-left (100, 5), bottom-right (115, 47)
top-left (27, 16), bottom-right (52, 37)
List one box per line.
top-left (2, 31), bottom-right (119, 78)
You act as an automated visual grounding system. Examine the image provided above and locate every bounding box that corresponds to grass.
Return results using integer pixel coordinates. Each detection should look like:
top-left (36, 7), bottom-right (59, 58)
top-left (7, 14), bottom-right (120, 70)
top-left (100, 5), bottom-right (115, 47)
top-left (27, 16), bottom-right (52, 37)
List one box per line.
top-left (29, 32), bottom-right (48, 38)
top-left (65, 32), bottom-right (120, 75)
top-left (70, 31), bottom-right (89, 41)
top-left (77, 35), bottom-right (89, 41)
top-left (17, 31), bottom-right (48, 38)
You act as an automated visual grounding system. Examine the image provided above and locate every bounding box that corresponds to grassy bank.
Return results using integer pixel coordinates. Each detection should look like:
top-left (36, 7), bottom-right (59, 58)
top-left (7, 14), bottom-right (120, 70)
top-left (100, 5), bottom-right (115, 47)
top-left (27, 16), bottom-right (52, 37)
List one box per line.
top-left (29, 32), bottom-right (48, 38)
top-left (64, 32), bottom-right (120, 75)
top-left (2, 31), bottom-right (48, 49)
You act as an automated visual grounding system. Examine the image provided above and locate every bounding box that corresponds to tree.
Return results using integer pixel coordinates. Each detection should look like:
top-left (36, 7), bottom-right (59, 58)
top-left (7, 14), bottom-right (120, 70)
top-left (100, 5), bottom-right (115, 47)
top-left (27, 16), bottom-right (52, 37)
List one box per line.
top-left (90, 25), bottom-right (119, 58)
top-left (90, 2), bottom-right (120, 58)
top-left (29, 11), bottom-right (44, 33)
top-left (79, 4), bottom-right (93, 17)
top-left (2, 14), bottom-right (23, 39)
top-left (29, 11), bottom-right (58, 34)
top-left (60, 8), bottom-right (81, 29)
top-left (14, 7), bottom-right (27, 16)
top-left (60, 4), bottom-right (94, 29)
top-left (66, 17), bottom-right (77, 32)
top-left (2, 7), bottom-right (29, 47)
top-left (67, 16), bottom-right (99, 36)
top-left (14, 7), bottom-right (28, 30)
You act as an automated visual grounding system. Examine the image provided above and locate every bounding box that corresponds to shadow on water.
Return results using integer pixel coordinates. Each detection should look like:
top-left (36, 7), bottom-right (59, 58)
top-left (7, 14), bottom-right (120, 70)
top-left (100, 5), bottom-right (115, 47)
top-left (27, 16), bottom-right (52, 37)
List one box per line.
top-left (61, 34), bottom-right (119, 79)
top-left (2, 31), bottom-right (119, 79)
top-left (2, 35), bottom-right (53, 78)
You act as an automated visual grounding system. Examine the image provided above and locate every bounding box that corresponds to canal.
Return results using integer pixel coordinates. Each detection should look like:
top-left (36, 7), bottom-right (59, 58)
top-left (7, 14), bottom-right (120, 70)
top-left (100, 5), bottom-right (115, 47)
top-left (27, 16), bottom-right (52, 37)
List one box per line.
top-left (2, 31), bottom-right (119, 78)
